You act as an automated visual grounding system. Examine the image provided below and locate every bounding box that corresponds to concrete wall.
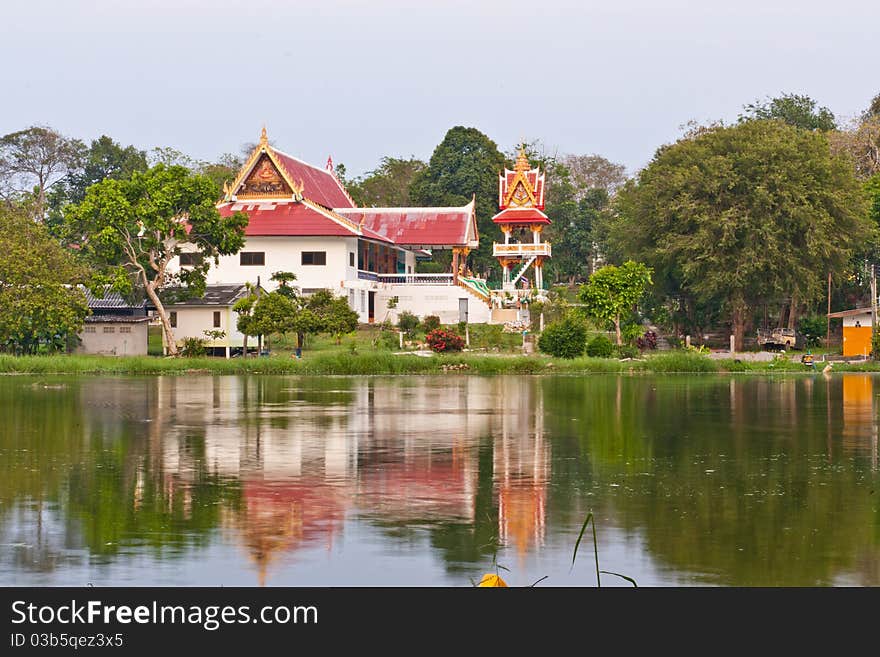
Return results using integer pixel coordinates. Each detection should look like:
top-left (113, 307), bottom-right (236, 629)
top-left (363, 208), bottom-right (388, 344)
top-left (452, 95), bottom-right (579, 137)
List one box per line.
top-left (374, 285), bottom-right (491, 325)
top-left (77, 322), bottom-right (148, 356)
top-left (842, 312), bottom-right (872, 328)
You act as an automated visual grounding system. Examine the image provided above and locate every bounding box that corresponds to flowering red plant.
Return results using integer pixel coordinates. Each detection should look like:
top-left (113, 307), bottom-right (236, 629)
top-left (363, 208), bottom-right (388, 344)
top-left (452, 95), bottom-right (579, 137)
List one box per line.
top-left (426, 328), bottom-right (465, 353)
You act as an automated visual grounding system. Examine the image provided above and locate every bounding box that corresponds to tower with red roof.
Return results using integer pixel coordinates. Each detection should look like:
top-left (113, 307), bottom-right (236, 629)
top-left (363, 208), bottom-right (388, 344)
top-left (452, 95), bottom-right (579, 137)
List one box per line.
top-left (492, 147), bottom-right (551, 295)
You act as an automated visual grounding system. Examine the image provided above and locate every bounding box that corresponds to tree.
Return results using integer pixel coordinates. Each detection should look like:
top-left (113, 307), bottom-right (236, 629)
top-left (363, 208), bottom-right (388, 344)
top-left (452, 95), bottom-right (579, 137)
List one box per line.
top-left (0, 126), bottom-right (84, 220)
top-left (0, 205), bottom-right (89, 353)
top-left (560, 154), bottom-right (628, 198)
top-left (65, 164), bottom-right (248, 356)
top-left (347, 157), bottom-right (426, 207)
top-left (232, 284), bottom-right (260, 357)
top-left (579, 261), bottom-right (652, 346)
top-left (409, 127), bottom-right (506, 279)
top-left (740, 93), bottom-right (837, 131)
top-left (610, 120), bottom-right (870, 349)
top-left (307, 289), bottom-right (359, 344)
top-left (46, 135), bottom-right (149, 234)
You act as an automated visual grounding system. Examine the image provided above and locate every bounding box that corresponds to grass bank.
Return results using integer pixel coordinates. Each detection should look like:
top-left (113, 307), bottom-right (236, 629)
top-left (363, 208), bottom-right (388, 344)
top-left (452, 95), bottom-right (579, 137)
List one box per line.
top-left (0, 350), bottom-right (872, 375)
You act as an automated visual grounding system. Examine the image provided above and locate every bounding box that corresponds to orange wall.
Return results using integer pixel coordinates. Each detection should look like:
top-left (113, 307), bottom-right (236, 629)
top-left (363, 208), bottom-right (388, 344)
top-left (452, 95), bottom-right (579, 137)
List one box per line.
top-left (842, 326), bottom-right (873, 357)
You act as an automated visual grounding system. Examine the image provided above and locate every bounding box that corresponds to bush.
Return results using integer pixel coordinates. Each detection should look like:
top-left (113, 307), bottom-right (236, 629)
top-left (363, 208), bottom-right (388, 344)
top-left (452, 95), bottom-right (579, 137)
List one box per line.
top-left (398, 311), bottom-right (420, 335)
top-left (615, 344), bottom-right (640, 359)
top-left (586, 334), bottom-right (614, 358)
top-left (426, 328), bottom-right (465, 352)
top-left (180, 337), bottom-right (206, 357)
top-left (798, 315), bottom-right (825, 348)
top-left (637, 330), bottom-right (658, 350)
top-left (423, 315), bottom-right (441, 332)
top-left (377, 329), bottom-right (401, 351)
top-left (537, 317), bottom-right (587, 359)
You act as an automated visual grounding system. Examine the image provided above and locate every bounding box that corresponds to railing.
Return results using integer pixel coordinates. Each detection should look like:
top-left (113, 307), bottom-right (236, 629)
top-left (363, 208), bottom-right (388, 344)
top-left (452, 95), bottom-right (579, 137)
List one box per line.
top-left (493, 242), bottom-right (551, 257)
top-left (376, 273), bottom-right (454, 285)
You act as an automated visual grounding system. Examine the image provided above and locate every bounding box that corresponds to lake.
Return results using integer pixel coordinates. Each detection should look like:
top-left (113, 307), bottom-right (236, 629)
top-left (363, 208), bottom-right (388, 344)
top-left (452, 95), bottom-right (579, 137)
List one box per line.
top-left (1, 373), bottom-right (877, 586)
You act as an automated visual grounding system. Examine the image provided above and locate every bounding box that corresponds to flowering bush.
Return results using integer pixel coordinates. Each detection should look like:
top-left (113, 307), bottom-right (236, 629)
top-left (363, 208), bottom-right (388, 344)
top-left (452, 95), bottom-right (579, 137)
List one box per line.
top-left (426, 328), bottom-right (465, 353)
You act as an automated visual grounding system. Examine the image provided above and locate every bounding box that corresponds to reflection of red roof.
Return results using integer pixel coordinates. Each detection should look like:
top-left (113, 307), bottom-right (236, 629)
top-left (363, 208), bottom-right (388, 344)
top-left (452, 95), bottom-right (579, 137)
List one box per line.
top-left (220, 200), bottom-right (392, 242)
top-left (491, 208), bottom-right (550, 225)
top-left (334, 201), bottom-right (477, 248)
top-left (357, 461), bottom-right (476, 520)
top-left (272, 149), bottom-right (355, 209)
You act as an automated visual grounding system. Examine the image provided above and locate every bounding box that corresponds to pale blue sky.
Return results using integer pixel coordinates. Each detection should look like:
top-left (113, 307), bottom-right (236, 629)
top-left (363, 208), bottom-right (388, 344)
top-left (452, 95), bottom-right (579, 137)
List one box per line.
top-left (2, 0), bottom-right (877, 177)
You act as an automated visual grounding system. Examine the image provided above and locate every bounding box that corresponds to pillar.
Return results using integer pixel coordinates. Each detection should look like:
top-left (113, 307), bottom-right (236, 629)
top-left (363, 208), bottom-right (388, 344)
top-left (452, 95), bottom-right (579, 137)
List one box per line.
top-left (225, 346), bottom-right (230, 359)
top-left (452, 248), bottom-right (460, 284)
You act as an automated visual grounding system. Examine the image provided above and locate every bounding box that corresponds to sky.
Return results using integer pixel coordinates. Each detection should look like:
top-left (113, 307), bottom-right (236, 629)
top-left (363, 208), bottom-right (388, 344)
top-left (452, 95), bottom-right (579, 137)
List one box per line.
top-left (2, 0), bottom-right (878, 178)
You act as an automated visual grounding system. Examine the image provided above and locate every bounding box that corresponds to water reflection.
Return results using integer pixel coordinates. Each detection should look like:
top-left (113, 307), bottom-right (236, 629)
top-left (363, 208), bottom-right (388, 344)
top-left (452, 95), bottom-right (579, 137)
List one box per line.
top-left (0, 373), bottom-right (878, 586)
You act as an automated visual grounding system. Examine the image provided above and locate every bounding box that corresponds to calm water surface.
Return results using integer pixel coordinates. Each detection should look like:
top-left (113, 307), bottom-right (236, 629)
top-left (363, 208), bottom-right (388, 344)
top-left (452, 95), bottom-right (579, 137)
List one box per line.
top-left (1, 374), bottom-right (878, 586)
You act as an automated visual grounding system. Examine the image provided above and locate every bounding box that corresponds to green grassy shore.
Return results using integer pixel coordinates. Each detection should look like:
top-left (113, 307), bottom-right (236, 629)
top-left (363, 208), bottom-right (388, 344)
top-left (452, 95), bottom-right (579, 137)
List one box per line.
top-left (0, 351), bottom-right (872, 375)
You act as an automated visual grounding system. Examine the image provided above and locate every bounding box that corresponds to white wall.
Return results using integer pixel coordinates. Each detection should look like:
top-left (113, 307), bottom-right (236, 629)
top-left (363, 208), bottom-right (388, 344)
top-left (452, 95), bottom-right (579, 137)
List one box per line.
top-left (170, 306), bottom-right (245, 348)
top-left (172, 237), bottom-right (351, 293)
top-left (842, 313), bottom-right (872, 328)
top-left (77, 322), bottom-right (149, 356)
top-left (374, 285), bottom-right (491, 324)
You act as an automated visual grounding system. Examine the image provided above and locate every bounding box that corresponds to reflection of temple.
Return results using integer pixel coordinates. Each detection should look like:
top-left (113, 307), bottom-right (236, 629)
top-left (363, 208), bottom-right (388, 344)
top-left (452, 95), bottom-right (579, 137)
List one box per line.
top-left (142, 376), bottom-right (553, 583)
top-left (494, 380), bottom-right (549, 560)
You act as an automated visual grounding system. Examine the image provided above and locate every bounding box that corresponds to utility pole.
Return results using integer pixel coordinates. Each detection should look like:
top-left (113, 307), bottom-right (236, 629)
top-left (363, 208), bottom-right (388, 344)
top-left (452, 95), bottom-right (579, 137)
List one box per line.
top-left (826, 272), bottom-right (831, 348)
top-left (872, 264), bottom-right (877, 358)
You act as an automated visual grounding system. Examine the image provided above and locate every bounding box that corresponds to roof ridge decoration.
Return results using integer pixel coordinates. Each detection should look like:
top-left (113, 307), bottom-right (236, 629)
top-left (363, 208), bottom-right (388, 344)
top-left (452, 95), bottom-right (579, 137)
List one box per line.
top-left (300, 198), bottom-right (364, 236)
top-left (499, 145), bottom-right (545, 211)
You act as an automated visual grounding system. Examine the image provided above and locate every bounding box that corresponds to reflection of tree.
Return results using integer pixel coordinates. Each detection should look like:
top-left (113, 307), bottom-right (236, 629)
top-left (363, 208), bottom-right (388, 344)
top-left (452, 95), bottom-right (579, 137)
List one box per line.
top-left (540, 375), bottom-right (880, 586)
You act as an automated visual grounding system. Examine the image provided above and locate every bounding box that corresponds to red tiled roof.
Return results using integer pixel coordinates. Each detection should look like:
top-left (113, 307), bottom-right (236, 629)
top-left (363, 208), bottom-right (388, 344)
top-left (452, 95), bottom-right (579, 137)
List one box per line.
top-left (220, 200), bottom-right (391, 242)
top-left (491, 207), bottom-right (551, 225)
top-left (272, 149), bottom-right (355, 209)
top-left (334, 203), bottom-right (477, 248)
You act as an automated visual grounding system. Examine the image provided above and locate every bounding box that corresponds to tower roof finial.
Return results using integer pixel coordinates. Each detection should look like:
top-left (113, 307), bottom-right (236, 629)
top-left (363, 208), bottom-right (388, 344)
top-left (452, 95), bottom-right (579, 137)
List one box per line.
top-left (260, 125), bottom-right (268, 147)
top-left (514, 144), bottom-right (530, 173)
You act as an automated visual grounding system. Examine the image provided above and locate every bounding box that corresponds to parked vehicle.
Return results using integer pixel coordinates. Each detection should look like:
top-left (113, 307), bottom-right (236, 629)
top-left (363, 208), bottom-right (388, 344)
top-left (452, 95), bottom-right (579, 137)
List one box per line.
top-left (756, 327), bottom-right (806, 351)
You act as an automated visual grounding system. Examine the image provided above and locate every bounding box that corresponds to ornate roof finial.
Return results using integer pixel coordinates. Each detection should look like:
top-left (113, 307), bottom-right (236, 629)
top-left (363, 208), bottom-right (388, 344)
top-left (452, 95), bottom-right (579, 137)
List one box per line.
top-left (260, 125), bottom-right (268, 147)
top-left (326, 155), bottom-right (334, 172)
top-left (514, 144), bottom-right (530, 173)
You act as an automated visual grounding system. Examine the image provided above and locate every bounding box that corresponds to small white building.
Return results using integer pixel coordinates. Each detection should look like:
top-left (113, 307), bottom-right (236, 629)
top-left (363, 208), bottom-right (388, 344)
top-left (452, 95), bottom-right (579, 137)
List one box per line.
top-left (166, 284), bottom-right (257, 357)
top-left (169, 128), bottom-right (491, 325)
top-left (76, 288), bottom-right (151, 356)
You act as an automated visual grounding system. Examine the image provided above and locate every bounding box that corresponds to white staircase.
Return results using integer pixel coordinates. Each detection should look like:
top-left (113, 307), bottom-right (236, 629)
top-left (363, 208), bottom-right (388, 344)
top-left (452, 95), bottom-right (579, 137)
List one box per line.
top-left (509, 256), bottom-right (536, 287)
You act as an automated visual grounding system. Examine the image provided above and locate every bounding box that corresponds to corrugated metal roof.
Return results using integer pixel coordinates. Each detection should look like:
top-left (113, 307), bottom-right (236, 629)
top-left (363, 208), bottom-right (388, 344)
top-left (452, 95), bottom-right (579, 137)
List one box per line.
top-left (84, 315), bottom-right (152, 323)
top-left (82, 287), bottom-right (148, 310)
top-left (334, 205), bottom-right (476, 248)
top-left (273, 149), bottom-right (355, 209)
top-left (167, 284), bottom-right (251, 306)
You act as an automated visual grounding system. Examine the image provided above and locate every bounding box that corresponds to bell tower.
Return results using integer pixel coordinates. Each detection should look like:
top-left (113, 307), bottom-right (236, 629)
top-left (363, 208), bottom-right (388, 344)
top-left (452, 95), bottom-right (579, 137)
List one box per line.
top-left (492, 147), bottom-right (551, 293)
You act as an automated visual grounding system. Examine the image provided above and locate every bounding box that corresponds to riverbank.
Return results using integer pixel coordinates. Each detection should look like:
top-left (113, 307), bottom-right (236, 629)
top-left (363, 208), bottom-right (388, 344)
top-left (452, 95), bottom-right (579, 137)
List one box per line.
top-left (0, 351), bottom-right (875, 375)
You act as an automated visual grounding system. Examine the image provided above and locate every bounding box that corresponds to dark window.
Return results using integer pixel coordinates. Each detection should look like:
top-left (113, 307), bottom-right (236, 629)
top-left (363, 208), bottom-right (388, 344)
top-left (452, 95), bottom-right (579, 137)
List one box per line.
top-left (302, 251), bottom-right (327, 265)
top-left (179, 253), bottom-right (203, 266)
top-left (213, 311), bottom-right (221, 328)
top-left (240, 252), bottom-right (265, 266)
top-left (349, 252), bottom-right (355, 267)
top-left (170, 311), bottom-right (177, 328)
top-left (103, 326), bottom-right (115, 334)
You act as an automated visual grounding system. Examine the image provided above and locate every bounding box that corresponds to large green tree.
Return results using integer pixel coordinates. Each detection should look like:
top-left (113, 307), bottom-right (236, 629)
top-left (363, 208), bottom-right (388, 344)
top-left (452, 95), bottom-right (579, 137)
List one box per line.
top-left (65, 164), bottom-right (248, 356)
top-left (348, 157), bottom-right (426, 207)
top-left (0, 205), bottom-right (89, 353)
top-left (740, 93), bottom-right (837, 131)
top-left (409, 127), bottom-right (505, 279)
top-left (611, 120), bottom-right (870, 349)
top-left (579, 261), bottom-right (653, 345)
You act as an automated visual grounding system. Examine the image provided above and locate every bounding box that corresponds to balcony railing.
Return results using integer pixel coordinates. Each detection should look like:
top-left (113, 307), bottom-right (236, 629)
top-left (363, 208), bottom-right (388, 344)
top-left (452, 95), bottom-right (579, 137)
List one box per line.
top-left (493, 242), bottom-right (552, 257)
top-left (376, 273), bottom-right (454, 285)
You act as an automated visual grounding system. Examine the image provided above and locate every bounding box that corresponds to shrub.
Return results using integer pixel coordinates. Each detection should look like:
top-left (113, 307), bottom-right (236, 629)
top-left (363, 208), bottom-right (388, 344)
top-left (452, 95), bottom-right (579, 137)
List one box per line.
top-left (398, 311), bottom-right (420, 335)
top-left (637, 330), bottom-right (658, 351)
top-left (378, 329), bottom-right (401, 351)
top-left (423, 315), bottom-right (441, 332)
top-left (180, 337), bottom-right (206, 357)
top-left (798, 315), bottom-right (825, 348)
top-left (426, 328), bottom-right (465, 352)
top-left (586, 334), bottom-right (614, 358)
top-left (537, 317), bottom-right (587, 359)
top-left (616, 344), bottom-right (640, 359)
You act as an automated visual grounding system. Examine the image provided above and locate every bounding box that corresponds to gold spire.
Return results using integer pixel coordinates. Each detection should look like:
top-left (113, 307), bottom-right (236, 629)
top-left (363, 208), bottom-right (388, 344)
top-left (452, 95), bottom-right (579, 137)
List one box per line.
top-left (514, 145), bottom-right (530, 173)
top-left (260, 125), bottom-right (268, 147)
